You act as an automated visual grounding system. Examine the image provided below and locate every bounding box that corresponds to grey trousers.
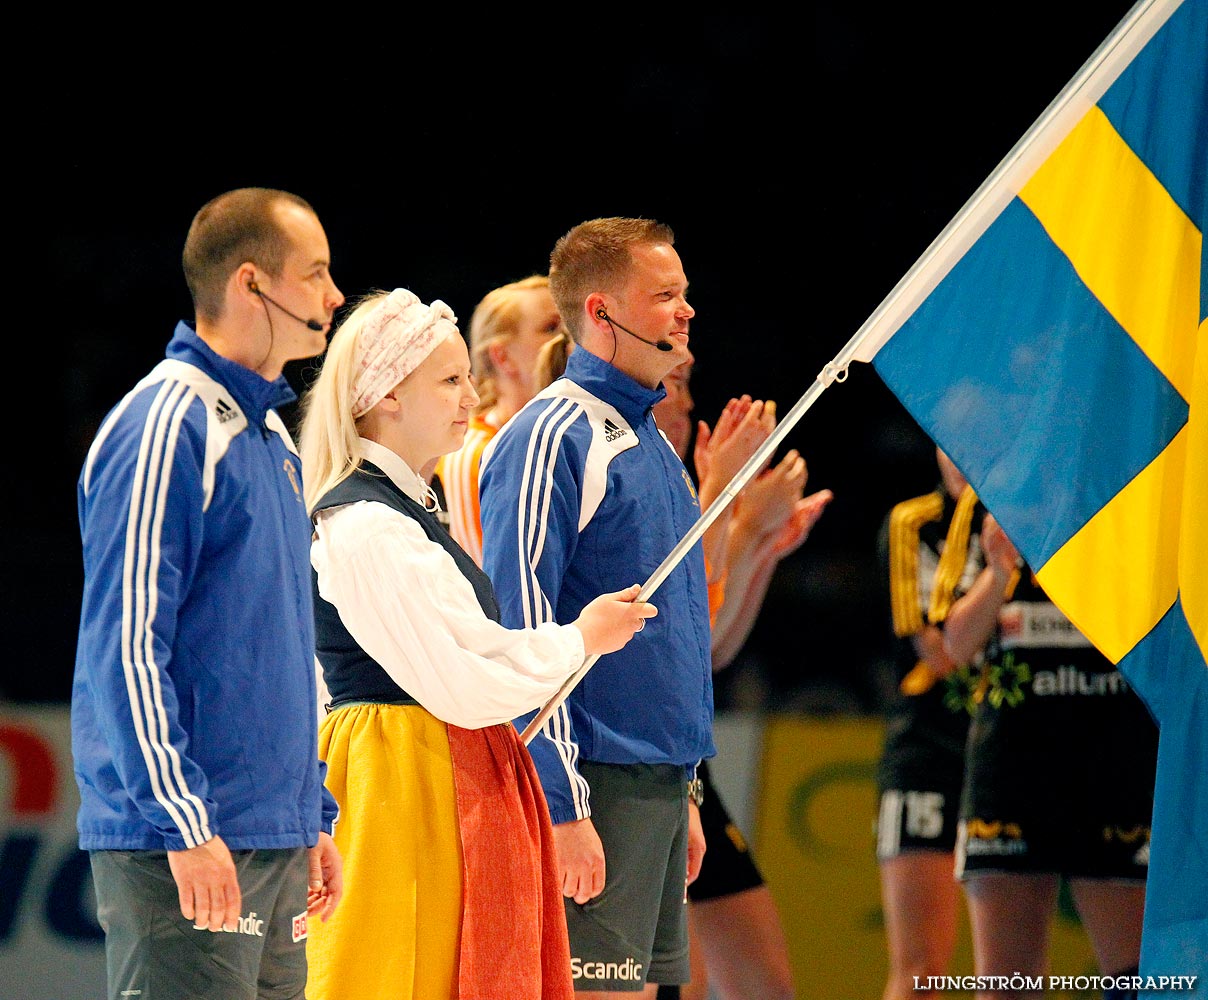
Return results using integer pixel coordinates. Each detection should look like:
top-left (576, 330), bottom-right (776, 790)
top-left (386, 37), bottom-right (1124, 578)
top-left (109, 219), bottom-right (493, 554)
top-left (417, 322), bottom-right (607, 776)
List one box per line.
top-left (90, 846), bottom-right (309, 1000)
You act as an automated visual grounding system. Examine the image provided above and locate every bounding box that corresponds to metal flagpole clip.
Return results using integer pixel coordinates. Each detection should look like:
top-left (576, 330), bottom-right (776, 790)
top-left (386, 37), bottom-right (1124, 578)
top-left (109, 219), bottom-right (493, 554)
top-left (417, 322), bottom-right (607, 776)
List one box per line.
top-left (822, 361), bottom-right (850, 385)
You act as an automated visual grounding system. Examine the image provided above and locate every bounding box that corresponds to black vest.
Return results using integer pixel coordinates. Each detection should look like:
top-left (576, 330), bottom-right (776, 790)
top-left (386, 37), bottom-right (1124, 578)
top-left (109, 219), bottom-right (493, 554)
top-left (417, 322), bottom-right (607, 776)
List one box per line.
top-left (311, 462), bottom-right (501, 709)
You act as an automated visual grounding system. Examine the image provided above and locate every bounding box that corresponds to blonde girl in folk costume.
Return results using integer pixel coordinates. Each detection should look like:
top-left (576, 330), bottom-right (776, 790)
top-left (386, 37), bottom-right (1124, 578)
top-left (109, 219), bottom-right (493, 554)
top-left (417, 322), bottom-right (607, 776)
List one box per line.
top-left (298, 288), bottom-right (655, 1000)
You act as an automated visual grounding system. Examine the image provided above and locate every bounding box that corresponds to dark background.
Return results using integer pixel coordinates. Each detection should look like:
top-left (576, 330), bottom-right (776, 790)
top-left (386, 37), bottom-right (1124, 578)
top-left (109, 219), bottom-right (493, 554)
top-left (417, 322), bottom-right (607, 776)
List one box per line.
top-left (12, 6), bottom-right (1137, 711)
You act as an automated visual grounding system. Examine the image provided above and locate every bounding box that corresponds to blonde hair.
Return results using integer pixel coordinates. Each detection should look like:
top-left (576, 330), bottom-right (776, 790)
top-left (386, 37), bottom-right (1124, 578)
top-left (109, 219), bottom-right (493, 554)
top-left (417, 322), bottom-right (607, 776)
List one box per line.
top-left (298, 290), bottom-right (390, 511)
top-left (468, 274), bottom-right (552, 415)
top-left (533, 330), bottom-right (573, 393)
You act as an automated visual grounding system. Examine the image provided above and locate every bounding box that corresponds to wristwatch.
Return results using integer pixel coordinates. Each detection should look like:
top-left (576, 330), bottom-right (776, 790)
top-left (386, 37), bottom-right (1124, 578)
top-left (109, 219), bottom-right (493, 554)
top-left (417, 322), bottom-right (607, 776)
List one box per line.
top-left (687, 776), bottom-right (705, 808)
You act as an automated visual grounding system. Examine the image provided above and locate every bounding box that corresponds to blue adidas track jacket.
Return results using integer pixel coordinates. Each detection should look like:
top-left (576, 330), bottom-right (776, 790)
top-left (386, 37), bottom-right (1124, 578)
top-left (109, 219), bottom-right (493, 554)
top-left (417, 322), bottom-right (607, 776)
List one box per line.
top-left (72, 322), bottom-right (336, 852)
top-left (480, 348), bottom-right (715, 825)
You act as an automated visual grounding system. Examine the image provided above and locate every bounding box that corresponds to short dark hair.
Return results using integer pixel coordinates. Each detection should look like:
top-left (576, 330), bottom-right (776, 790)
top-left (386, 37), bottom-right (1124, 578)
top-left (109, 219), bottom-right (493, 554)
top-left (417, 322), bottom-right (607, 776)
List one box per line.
top-left (548, 217), bottom-right (675, 340)
top-left (182, 187), bottom-right (315, 323)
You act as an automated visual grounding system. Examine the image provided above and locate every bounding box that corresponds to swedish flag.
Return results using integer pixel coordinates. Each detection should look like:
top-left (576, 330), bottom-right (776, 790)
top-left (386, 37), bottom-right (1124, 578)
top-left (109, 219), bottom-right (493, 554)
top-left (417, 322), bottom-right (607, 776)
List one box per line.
top-left (868, 0), bottom-right (1206, 977)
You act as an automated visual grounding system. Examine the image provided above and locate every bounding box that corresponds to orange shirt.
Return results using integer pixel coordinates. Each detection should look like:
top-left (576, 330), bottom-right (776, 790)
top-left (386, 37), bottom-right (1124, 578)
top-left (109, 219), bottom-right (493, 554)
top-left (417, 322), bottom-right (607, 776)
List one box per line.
top-left (704, 554), bottom-right (725, 628)
top-left (435, 414), bottom-right (499, 567)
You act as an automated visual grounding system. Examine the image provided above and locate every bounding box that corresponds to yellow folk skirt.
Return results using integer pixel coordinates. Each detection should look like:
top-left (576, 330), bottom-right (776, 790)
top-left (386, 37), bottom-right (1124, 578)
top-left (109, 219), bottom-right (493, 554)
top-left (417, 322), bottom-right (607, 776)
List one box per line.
top-left (306, 703), bottom-right (572, 1000)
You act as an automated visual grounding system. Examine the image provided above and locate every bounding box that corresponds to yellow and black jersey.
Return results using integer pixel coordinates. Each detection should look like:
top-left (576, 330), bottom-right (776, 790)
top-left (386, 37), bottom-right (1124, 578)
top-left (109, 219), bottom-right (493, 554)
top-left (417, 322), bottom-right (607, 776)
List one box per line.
top-left (875, 484), bottom-right (983, 790)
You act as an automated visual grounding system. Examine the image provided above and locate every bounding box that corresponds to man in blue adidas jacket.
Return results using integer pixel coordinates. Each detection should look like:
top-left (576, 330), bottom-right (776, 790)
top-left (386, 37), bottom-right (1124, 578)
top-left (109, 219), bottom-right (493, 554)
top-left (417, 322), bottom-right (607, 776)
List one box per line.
top-left (480, 217), bottom-right (713, 996)
top-left (72, 188), bottom-right (345, 1000)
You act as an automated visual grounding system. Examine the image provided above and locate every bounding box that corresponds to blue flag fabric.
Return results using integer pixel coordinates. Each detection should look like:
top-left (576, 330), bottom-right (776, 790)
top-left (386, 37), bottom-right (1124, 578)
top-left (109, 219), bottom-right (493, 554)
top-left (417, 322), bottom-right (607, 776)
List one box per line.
top-left (871, 0), bottom-right (1207, 979)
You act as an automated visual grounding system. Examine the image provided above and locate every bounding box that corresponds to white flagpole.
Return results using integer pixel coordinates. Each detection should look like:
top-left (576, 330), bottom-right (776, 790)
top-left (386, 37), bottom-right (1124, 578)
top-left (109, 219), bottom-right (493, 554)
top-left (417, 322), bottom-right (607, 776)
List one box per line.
top-left (522, 358), bottom-right (848, 745)
top-left (522, 0), bottom-right (1178, 747)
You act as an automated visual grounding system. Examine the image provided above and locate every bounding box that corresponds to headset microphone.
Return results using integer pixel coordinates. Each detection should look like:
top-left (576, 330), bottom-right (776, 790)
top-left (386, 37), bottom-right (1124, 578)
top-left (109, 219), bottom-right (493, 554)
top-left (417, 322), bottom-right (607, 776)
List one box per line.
top-left (249, 282), bottom-right (325, 332)
top-left (596, 307), bottom-right (673, 352)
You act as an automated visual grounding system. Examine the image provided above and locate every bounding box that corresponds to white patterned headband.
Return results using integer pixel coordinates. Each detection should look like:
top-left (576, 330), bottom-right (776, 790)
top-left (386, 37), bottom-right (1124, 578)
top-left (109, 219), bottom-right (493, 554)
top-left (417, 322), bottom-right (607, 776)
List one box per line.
top-left (351, 288), bottom-right (459, 418)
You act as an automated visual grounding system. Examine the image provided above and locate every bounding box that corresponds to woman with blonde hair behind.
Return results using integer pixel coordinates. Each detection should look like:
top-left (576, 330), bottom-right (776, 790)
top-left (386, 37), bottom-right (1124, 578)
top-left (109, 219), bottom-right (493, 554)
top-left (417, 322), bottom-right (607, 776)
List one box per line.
top-left (298, 287), bottom-right (655, 1000)
top-left (436, 274), bottom-right (566, 564)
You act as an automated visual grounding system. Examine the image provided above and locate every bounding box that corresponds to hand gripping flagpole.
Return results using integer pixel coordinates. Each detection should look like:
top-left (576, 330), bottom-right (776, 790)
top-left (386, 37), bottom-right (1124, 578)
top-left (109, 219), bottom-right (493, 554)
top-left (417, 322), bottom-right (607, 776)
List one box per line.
top-left (521, 348), bottom-right (864, 746)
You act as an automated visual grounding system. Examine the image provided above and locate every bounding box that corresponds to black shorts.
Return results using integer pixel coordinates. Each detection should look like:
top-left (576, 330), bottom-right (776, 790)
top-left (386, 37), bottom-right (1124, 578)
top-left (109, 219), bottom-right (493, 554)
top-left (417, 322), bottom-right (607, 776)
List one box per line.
top-left (875, 780), bottom-right (964, 859)
top-left (686, 759), bottom-right (764, 902)
top-left (874, 693), bottom-right (967, 858)
top-left (957, 672), bottom-right (1156, 879)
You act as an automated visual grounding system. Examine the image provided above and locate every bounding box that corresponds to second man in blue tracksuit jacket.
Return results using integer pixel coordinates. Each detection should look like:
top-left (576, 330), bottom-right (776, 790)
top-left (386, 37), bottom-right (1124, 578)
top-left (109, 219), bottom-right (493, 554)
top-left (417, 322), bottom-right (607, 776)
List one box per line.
top-left (480, 217), bottom-right (714, 994)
